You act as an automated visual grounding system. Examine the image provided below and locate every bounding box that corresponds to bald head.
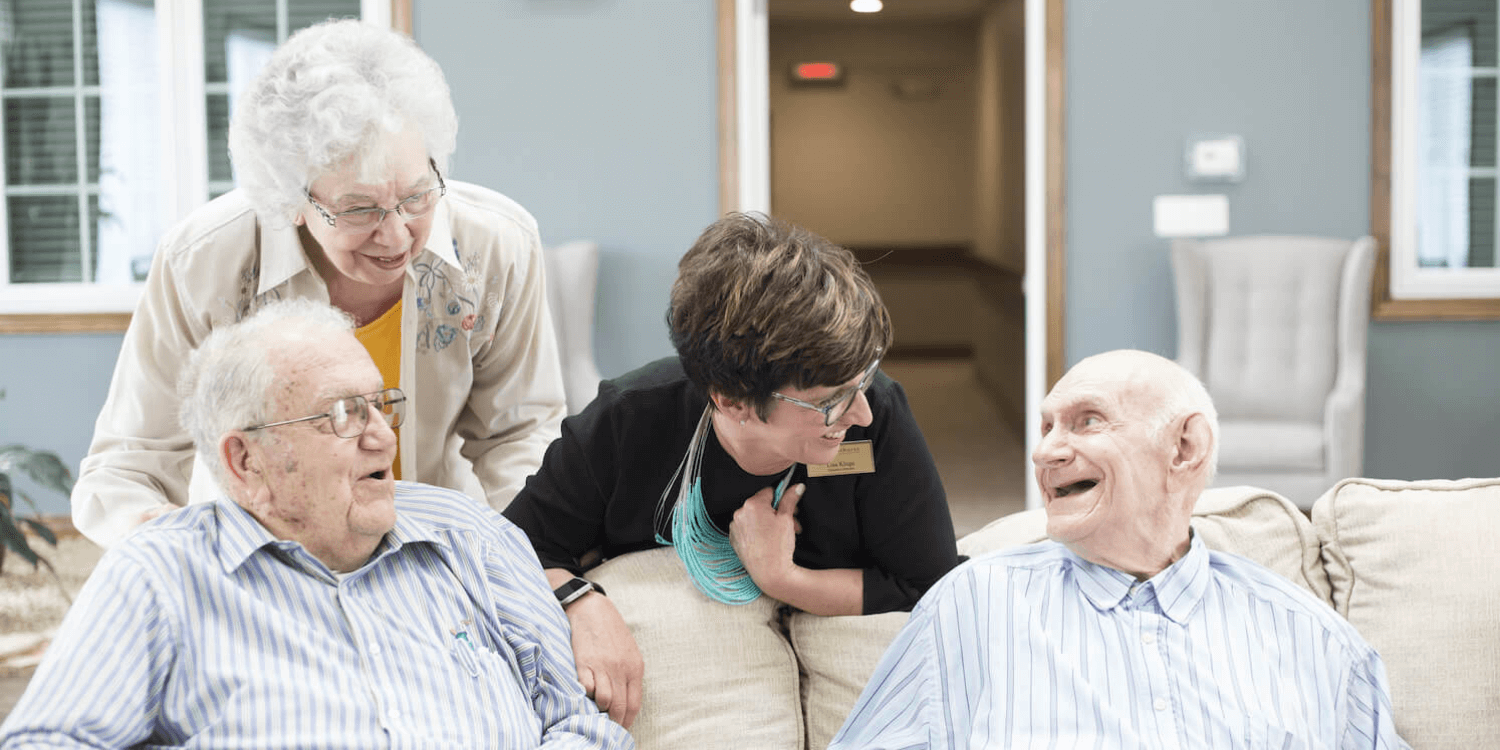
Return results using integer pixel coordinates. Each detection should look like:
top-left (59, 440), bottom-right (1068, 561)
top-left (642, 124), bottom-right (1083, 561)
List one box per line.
top-left (1063, 350), bottom-right (1219, 468)
top-left (1033, 349), bottom-right (1219, 578)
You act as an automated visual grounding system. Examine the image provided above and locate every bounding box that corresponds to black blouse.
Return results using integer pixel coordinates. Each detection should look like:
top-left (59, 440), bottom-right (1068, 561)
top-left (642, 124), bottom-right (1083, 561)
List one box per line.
top-left (502, 357), bottom-right (960, 614)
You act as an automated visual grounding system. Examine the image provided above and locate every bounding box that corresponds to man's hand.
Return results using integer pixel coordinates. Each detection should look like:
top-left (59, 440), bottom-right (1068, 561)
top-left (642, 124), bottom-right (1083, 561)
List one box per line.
top-left (563, 590), bottom-right (644, 729)
top-left (729, 483), bottom-right (804, 598)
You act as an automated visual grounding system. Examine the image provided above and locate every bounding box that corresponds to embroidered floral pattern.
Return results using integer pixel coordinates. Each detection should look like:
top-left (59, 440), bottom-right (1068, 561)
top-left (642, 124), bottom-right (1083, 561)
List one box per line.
top-left (412, 238), bottom-right (499, 353)
top-left (224, 257), bottom-right (282, 321)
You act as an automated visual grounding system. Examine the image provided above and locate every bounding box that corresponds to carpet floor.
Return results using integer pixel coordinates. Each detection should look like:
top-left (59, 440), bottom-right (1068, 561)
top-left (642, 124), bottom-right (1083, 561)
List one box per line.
top-left (1, 535), bottom-right (103, 719)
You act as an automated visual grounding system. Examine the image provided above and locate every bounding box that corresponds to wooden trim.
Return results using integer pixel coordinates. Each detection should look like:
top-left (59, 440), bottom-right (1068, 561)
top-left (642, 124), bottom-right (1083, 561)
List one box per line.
top-left (0, 313), bottom-right (132, 334)
top-left (717, 0), bottom-right (738, 216)
top-left (1046, 0), bottom-right (1067, 387)
top-left (1370, 0), bottom-right (1500, 320)
top-left (391, 0), bottom-right (413, 35)
top-left (847, 245), bottom-right (977, 267)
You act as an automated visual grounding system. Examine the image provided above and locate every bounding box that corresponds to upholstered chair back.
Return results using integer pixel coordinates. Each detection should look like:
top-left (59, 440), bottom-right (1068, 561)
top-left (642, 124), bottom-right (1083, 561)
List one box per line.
top-left (1174, 236), bottom-right (1365, 422)
top-left (1172, 235), bottom-right (1376, 507)
top-left (543, 240), bottom-right (606, 415)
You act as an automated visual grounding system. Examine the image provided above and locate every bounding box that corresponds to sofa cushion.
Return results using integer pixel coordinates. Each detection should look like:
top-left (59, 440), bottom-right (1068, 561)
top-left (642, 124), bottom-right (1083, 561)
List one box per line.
top-left (1313, 477), bottom-right (1500, 750)
top-left (793, 485), bottom-right (1325, 749)
top-left (789, 611), bottom-right (908, 750)
top-left (586, 547), bottom-right (804, 750)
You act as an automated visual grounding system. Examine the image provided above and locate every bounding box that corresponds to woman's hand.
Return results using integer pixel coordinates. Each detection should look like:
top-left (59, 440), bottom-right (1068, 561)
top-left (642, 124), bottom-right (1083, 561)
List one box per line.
top-left (562, 590), bottom-right (644, 729)
top-left (730, 483), bottom-right (804, 596)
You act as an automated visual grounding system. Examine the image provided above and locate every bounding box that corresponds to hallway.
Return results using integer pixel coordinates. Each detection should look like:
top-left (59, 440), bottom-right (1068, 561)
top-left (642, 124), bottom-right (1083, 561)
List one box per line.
top-left (881, 358), bottom-right (1027, 537)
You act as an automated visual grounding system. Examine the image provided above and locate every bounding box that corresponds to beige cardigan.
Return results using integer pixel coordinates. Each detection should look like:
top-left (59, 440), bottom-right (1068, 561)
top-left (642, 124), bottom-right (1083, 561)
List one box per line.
top-left (73, 182), bottom-right (566, 547)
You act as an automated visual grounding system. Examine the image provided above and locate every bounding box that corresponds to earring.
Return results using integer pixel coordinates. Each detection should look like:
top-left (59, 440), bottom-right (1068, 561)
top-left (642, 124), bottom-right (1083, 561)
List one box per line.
top-left (740, 419), bottom-right (747, 426)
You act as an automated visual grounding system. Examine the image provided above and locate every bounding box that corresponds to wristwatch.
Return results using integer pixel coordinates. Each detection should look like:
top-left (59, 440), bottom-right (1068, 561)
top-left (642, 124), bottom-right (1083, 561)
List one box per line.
top-left (553, 577), bottom-right (606, 608)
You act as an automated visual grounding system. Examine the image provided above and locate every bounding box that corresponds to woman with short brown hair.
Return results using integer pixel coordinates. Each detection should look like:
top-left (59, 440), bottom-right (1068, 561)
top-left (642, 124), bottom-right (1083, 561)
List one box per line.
top-left (504, 212), bottom-right (960, 729)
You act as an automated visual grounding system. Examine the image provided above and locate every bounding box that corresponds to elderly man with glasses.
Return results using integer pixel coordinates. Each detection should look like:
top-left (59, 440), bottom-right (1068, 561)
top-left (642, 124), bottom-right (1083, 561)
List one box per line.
top-left (72, 19), bottom-right (565, 550)
top-left (0, 299), bottom-right (633, 749)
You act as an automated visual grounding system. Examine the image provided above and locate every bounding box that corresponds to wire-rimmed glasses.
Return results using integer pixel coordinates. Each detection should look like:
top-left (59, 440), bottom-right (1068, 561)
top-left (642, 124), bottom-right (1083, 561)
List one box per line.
top-left (305, 159), bottom-right (447, 231)
top-left (243, 388), bottom-right (406, 439)
top-left (771, 356), bottom-right (883, 427)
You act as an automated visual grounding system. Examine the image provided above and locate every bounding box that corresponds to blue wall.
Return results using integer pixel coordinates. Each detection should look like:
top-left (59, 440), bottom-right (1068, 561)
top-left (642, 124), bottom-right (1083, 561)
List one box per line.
top-left (1066, 0), bottom-right (1500, 479)
top-left (416, 0), bottom-right (719, 379)
top-left (0, 333), bottom-right (122, 513)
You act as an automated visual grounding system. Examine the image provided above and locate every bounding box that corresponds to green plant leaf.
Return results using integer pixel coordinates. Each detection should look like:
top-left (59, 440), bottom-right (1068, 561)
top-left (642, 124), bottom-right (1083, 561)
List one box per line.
top-left (0, 446), bottom-right (74, 498)
top-left (0, 515), bottom-right (39, 567)
top-left (20, 518), bottom-right (57, 547)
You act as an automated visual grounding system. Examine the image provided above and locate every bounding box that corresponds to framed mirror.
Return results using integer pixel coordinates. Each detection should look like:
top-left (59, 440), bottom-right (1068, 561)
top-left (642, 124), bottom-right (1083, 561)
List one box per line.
top-left (1373, 0), bottom-right (1500, 319)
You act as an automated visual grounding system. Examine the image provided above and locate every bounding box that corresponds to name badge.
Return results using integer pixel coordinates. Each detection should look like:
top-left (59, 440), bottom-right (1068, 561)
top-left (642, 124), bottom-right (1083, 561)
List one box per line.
top-left (806, 440), bottom-right (875, 477)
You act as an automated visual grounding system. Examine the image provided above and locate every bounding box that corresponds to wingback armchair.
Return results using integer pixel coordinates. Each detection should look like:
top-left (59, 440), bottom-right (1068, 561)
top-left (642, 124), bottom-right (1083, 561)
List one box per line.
top-left (543, 240), bottom-right (606, 415)
top-left (1171, 235), bottom-right (1376, 509)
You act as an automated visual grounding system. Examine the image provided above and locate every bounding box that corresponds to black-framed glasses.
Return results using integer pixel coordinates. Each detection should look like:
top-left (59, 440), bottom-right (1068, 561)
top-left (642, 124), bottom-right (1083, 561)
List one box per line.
top-left (771, 356), bottom-right (882, 427)
top-left (305, 159), bottom-right (447, 231)
top-left (243, 388), bottom-right (406, 439)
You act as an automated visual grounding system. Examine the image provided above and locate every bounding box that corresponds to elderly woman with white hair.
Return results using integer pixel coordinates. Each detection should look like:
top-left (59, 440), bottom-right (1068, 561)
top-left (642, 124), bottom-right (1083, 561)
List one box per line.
top-left (71, 19), bottom-right (566, 548)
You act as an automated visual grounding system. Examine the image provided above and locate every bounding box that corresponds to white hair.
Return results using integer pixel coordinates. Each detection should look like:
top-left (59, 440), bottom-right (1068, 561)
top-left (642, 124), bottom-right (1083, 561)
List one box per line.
top-left (178, 299), bottom-right (356, 483)
top-left (227, 19), bottom-right (458, 224)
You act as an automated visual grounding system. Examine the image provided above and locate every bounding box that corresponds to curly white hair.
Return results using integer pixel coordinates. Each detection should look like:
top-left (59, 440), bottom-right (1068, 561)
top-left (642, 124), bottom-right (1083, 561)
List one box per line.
top-left (227, 19), bottom-right (458, 224)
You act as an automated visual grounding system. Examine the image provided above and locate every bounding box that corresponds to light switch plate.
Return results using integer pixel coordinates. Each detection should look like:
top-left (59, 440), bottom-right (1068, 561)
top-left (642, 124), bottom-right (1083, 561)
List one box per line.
top-left (1185, 135), bottom-right (1244, 182)
top-left (1153, 194), bottom-right (1229, 237)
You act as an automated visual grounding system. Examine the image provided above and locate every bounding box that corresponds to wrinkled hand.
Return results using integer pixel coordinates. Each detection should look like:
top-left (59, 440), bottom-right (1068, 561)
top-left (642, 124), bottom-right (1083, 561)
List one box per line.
top-left (564, 592), bottom-right (644, 729)
top-left (729, 483), bottom-right (804, 596)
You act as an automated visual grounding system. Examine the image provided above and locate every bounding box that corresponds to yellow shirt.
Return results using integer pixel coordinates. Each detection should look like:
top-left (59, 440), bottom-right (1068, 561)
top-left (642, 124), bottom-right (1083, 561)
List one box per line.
top-left (355, 300), bottom-right (403, 480)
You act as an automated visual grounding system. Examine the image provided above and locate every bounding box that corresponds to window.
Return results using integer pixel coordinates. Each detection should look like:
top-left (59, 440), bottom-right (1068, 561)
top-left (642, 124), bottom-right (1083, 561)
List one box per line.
top-left (0, 0), bottom-right (403, 331)
top-left (1375, 0), bottom-right (1500, 318)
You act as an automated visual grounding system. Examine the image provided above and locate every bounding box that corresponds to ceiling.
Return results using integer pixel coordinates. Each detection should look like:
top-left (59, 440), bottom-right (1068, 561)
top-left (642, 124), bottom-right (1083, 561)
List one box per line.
top-left (767, 0), bottom-right (988, 22)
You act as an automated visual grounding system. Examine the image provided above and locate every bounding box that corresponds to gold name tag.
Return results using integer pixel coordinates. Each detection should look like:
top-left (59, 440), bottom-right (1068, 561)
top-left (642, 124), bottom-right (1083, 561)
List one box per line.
top-left (806, 440), bottom-right (875, 477)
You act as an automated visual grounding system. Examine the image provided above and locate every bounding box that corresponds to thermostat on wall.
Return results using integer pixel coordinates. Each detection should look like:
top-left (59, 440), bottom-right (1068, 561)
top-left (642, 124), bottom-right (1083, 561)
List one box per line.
top-left (1185, 135), bottom-right (1244, 182)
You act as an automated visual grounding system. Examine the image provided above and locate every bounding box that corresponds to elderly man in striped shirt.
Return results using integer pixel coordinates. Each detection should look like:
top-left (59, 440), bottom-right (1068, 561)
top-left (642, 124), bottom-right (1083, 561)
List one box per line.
top-left (830, 349), bottom-right (1406, 750)
top-left (0, 299), bottom-right (632, 749)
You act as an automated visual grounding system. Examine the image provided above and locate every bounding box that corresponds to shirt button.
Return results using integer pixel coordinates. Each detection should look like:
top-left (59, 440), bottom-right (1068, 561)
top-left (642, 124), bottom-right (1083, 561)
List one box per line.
top-left (368, 643), bottom-right (382, 656)
top-left (1154, 698), bottom-right (1168, 712)
top-left (1141, 632), bottom-right (1156, 645)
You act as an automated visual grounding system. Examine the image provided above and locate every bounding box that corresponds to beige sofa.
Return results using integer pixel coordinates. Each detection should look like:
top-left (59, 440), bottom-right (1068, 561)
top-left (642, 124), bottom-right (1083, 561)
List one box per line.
top-left (586, 478), bottom-right (1500, 750)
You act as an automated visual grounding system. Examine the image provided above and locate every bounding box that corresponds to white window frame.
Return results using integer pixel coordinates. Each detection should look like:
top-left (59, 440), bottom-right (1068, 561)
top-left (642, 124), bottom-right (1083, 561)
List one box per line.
top-left (1390, 0), bottom-right (1500, 300)
top-left (0, 0), bottom-right (397, 318)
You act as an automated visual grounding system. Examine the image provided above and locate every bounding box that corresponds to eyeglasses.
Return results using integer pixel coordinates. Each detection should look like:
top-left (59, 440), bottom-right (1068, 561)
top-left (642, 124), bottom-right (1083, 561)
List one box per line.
top-left (243, 388), bottom-right (406, 439)
top-left (305, 159), bottom-right (447, 231)
top-left (771, 356), bottom-right (882, 427)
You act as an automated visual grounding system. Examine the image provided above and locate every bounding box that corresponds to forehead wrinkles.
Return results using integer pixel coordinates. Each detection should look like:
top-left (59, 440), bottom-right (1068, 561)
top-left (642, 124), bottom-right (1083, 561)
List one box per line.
top-left (1044, 367), bottom-right (1162, 423)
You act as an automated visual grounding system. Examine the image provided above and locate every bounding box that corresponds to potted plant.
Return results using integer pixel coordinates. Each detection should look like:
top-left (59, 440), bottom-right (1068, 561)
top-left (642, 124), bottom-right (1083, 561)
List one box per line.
top-left (0, 445), bottom-right (71, 587)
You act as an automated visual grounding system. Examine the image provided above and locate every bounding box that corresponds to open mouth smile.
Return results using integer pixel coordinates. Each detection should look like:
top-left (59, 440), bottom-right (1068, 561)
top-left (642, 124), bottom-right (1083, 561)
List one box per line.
top-left (1053, 479), bottom-right (1098, 498)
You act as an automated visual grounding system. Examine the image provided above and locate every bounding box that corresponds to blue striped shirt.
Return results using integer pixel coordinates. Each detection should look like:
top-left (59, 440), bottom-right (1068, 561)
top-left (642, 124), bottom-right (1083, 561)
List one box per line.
top-left (830, 534), bottom-right (1407, 750)
top-left (0, 482), bottom-right (633, 749)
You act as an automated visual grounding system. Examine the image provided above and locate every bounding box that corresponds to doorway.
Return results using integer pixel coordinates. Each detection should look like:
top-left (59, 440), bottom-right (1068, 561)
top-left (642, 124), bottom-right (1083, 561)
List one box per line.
top-left (727, 0), bottom-right (1048, 529)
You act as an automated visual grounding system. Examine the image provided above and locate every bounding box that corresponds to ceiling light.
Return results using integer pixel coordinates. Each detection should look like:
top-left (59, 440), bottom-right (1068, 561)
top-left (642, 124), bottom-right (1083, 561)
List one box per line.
top-left (850, 0), bottom-right (883, 13)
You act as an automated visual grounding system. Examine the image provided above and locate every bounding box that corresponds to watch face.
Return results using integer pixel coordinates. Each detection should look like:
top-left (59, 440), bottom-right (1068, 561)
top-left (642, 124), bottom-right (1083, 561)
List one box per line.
top-left (556, 577), bottom-right (592, 605)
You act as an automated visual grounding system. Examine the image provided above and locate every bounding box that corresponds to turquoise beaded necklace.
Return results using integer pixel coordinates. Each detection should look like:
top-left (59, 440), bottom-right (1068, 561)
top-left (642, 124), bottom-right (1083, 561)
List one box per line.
top-left (655, 404), bottom-right (797, 605)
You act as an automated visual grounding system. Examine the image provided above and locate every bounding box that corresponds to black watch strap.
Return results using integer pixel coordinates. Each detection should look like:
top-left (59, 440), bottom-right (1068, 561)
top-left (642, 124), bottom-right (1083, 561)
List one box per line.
top-left (553, 577), bottom-right (605, 608)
